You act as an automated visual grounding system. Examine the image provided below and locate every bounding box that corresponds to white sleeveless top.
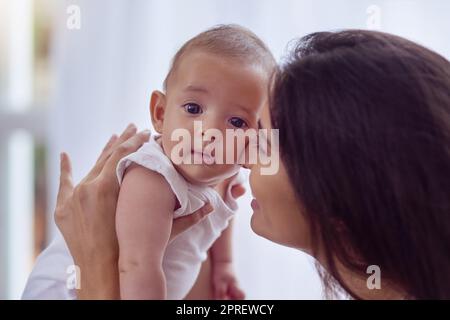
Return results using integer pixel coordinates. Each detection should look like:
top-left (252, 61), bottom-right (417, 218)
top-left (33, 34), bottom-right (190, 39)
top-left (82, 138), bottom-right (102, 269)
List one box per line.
top-left (116, 135), bottom-right (242, 299)
top-left (22, 135), bottom-right (242, 300)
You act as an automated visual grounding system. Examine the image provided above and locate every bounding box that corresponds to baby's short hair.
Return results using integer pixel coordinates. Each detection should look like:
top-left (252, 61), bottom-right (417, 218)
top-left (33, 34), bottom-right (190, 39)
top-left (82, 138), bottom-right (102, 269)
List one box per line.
top-left (163, 24), bottom-right (276, 91)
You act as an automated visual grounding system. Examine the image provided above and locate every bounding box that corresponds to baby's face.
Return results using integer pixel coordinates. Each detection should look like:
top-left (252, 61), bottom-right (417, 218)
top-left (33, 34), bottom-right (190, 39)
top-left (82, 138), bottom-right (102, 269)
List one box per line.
top-left (155, 51), bottom-right (268, 186)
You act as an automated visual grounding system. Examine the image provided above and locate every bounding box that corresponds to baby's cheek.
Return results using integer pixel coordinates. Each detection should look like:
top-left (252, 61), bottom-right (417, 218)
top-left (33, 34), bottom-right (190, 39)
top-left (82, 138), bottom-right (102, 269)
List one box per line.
top-left (221, 138), bottom-right (241, 161)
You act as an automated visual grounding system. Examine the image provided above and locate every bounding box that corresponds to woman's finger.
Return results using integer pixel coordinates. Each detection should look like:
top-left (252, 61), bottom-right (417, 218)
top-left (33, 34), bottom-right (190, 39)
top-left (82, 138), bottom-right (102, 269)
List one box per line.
top-left (90, 124), bottom-right (137, 176)
top-left (230, 184), bottom-right (246, 199)
top-left (93, 134), bottom-right (118, 168)
top-left (101, 130), bottom-right (150, 180)
top-left (113, 123), bottom-right (138, 148)
top-left (170, 203), bottom-right (214, 242)
top-left (56, 152), bottom-right (74, 207)
top-left (87, 134), bottom-right (119, 179)
top-left (99, 134), bottom-right (119, 162)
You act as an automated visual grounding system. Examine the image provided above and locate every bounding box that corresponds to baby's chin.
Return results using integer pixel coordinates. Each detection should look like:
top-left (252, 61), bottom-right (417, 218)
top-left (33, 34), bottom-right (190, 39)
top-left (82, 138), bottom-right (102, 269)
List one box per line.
top-left (173, 163), bottom-right (239, 187)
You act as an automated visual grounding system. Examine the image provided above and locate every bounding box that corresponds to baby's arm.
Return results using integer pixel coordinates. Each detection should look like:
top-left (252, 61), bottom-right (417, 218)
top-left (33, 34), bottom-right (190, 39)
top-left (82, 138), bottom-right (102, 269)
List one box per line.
top-left (209, 183), bottom-right (245, 300)
top-left (210, 219), bottom-right (233, 264)
top-left (210, 221), bottom-right (244, 299)
top-left (116, 164), bottom-right (176, 299)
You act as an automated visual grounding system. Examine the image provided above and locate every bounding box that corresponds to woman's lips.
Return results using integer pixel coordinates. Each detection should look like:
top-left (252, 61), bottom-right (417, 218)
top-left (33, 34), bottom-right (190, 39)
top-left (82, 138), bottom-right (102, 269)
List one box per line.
top-left (251, 198), bottom-right (260, 211)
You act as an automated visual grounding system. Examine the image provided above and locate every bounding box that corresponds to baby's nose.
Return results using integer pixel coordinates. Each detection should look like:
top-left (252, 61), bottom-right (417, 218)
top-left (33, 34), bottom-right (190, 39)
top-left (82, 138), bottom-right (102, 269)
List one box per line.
top-left (239, 143), bottom-right (256, 169)
top-left (202, 131), bottom-right (215, 140)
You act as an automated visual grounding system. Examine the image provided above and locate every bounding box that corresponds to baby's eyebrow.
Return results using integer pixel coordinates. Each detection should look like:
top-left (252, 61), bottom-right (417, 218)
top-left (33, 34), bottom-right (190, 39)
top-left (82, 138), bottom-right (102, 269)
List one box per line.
top-left (232, 103), bottom-right (255, 117)
top-left (184, 85), bottom-right (209, 94)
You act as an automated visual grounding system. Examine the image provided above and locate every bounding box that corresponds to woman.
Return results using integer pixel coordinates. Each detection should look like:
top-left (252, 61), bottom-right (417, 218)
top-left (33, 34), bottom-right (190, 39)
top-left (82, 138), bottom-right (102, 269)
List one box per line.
top-left (56, 30), bottom-right (450, 299)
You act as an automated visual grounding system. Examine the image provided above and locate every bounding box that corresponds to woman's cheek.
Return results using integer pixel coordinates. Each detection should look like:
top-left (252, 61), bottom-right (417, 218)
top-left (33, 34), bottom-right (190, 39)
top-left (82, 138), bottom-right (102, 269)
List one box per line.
top-left (249, 211), bottom-right (261, 235)
top-left (250, 204), bottom-right (272, 238)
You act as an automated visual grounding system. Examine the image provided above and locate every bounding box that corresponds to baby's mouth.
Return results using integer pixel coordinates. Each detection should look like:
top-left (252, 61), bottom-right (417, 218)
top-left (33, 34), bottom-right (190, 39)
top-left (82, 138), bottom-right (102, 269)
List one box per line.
top-left (191, 150), bottom-right (214, 164)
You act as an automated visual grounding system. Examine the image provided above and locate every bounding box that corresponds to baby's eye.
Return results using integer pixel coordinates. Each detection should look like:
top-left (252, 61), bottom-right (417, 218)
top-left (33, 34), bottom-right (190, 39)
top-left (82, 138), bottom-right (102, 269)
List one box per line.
top-left (229, 117), bottom-right (248, 129)
top-left (183, 103), bottom-right (203, 114)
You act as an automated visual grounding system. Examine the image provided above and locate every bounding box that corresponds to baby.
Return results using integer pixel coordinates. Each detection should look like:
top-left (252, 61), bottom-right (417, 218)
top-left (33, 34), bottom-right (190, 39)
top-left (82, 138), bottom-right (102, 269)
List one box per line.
top-left (115, 25), bottom-right (275, 299)
top-left (22, 24), bottom-right (275, 300)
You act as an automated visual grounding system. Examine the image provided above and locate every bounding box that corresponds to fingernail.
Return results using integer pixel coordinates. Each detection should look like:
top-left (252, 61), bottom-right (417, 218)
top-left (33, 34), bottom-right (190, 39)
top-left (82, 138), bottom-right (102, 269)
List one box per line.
top-left (203, 203), bottom-right (213, 214)
top-left (108, 134), bottom-right (117, 143)
top-left (126, 123), bottom-right (136, 131)
top-left (139, 130), bottom-right (151, 141)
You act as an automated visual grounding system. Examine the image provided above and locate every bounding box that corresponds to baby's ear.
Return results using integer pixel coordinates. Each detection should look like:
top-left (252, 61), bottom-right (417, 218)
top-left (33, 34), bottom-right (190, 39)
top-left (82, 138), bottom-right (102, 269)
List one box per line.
top-left (150, 90), bottom-right (166, 134)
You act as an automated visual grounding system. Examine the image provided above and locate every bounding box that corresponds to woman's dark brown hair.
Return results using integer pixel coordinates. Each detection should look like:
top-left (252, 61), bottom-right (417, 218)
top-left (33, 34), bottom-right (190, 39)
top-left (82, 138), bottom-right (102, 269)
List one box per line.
top-left (271, 30), bottom-right (450, 299)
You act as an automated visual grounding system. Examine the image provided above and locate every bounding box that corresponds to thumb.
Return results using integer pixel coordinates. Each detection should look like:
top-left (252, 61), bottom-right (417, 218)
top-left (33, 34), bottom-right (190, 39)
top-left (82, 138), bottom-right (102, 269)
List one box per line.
top-left (56, 152), bottom-right (74, 205)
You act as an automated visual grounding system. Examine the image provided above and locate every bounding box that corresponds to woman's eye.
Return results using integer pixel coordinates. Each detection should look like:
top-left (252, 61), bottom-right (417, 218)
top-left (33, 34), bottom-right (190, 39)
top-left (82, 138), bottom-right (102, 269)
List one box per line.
top-left (229, 117), bottom-right (248, 128)
top-left (183, 103), bottom-right (203, 114)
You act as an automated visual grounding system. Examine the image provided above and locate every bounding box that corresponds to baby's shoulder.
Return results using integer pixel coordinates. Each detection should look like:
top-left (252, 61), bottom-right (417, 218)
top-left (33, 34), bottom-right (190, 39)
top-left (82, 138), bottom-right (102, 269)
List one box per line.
top-left (122, 163), bottom-right (175, 197)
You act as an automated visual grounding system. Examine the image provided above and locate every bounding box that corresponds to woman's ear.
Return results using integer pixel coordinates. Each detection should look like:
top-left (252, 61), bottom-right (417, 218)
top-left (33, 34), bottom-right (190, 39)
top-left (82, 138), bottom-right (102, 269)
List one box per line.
top-left (150, 90), bottom-right (166, 133)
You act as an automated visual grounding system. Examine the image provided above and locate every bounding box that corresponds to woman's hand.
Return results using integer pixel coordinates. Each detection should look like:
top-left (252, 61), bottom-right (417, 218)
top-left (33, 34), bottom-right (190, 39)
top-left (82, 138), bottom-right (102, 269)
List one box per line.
top-left (214, 174), bottom-right (246, 199)
top-left (54, 124), bottom-right (214, 299)
top-left (55, 124), bottom-right (149, 299)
